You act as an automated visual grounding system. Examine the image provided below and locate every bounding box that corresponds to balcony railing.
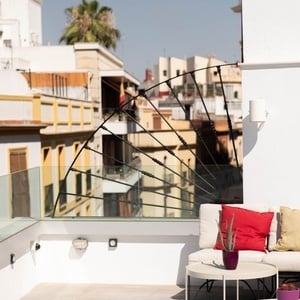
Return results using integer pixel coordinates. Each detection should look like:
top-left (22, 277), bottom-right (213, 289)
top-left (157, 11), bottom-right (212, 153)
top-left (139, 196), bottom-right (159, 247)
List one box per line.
top-left (104, 157), bottom-right (141, 179)
top-left (0, 162), bottom-right (242, 241)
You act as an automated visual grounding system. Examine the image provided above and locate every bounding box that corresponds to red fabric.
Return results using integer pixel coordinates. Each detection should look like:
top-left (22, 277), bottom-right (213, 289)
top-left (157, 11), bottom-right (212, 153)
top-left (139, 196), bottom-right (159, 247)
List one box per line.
top-left (215, 205), bottom-right (274, 252)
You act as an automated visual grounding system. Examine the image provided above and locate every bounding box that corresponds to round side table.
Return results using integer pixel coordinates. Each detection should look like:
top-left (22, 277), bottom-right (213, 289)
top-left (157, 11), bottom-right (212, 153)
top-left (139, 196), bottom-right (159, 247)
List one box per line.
top-left (185, 261), bottom-right (278, 300)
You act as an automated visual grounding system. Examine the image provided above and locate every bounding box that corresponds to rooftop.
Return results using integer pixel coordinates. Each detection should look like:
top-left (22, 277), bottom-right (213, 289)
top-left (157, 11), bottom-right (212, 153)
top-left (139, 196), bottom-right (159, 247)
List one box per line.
top-left (2, 2), bottom-right (300, 299)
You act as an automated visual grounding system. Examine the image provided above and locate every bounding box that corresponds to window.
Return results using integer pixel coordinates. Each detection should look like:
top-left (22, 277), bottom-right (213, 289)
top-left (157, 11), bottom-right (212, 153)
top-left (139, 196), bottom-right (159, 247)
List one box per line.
top-left (59, 179), bottom-right (67, 209)
top-left (9, 148), bottom-right (30, 217)
top-left (43, 147), bottom-right (53, 216)
top-left (44, 184), bottom-right (54, 216)
top-left (206, 83), bottom-right (215, 97)
top-left (224, 84), bottom-right (233, 99)
top-left (153, 115), bottom-right (161, 129)
top-left (176, 69), bottom-right (180, 76)
top-left (188, 158), bottom-right (193, 185)
top-left (181, 189), bottom-right (190, 217)
top-left (181, 171), bottom-right (187, 186)
top-left (76, 173), bottom-right (82, 201)
top-left (58, 145), bottom-right (66, 210)
top-left (4, 39), bottom-right (12, 47)
top-left (86, 169), bottom-right (92, 193)
top-left (163, 70), bottom-right (167, 76)
top-left (163, 173), bottom-right (174, 194)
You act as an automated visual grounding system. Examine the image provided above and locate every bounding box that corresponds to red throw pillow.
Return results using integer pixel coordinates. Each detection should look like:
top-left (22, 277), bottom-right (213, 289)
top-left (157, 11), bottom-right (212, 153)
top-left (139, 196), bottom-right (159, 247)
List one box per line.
top-left (215, 205), bottom-right (274, 252)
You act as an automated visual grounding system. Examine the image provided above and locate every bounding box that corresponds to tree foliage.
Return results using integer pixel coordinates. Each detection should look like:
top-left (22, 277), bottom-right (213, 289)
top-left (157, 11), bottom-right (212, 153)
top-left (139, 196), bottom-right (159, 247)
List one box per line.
top-left (59, 0), bottom-right (121, 49)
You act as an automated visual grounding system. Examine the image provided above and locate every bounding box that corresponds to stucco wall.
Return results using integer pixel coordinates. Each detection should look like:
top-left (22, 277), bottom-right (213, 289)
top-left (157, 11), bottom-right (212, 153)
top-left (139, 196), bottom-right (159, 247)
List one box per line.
top-left (0, 220), bottom-right (199, 299)
top-left (242, 0), bottom-right (300, 207)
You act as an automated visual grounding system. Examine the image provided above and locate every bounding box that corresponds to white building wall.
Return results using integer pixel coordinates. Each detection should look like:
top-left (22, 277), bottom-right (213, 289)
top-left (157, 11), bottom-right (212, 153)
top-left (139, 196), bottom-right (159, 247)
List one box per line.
top-left (242, 0), bottom-right (300, 207)
top-left (154, 56), bottom-right (187, 96)
top-left (0, 0), bottom-right (42, 47)
top-left (0, 222), bottom-right (41, 300)
top-left (243, 0), bottom-right (300, 64)
top-left (169, 56), bottom-right (187, 83)
top-left (28, 0), bottom-right (42, 46)
top-left (0, 220), bottom-right (199, 299)
top-left (156, 56), bottom-right (169, 95)
top-left (186, 56), bottom-right (208, 85)
top-left (12, 46), bottom-right (76, 71)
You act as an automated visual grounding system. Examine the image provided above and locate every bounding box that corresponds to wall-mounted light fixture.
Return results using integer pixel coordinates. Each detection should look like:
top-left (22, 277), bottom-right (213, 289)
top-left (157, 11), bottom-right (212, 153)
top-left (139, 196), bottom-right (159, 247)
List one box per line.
top-left (249, 99), bottom-right (268, 123)
top-left (72, 237), bottom-right (88, 250)
top-left (31, 241), bottom-right (41, 251)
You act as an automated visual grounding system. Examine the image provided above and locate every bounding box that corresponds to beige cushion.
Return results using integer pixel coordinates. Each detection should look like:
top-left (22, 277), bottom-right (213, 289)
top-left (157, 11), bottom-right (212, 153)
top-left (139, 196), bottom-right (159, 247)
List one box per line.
top-left (274, 206), bottom-right (300, 251)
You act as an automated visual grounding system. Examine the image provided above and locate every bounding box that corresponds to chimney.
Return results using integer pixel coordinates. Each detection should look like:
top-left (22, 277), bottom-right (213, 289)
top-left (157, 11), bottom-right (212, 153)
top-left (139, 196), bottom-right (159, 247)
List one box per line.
top-left (144, 69), bottom-right (153, 82)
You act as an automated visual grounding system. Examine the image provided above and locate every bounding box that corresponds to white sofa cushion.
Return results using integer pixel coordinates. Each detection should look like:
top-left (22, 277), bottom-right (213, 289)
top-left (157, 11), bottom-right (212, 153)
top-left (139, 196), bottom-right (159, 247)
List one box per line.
top-left (198, 204), bottom-right (221, 249)
top-left (189, 249), bottom-right (266, 265)
top-left (262, 251), bottom-right (300, 272)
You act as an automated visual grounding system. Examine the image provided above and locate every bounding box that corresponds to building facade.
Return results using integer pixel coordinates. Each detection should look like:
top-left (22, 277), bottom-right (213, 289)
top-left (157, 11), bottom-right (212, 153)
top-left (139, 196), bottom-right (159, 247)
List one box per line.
top-left (0, 0), bottom-right (141, 218)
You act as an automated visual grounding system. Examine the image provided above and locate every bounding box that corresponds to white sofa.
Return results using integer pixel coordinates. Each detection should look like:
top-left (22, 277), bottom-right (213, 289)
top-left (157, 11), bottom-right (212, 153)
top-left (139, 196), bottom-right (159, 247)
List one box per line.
top-left (188, 203), bottom-right (300, 274)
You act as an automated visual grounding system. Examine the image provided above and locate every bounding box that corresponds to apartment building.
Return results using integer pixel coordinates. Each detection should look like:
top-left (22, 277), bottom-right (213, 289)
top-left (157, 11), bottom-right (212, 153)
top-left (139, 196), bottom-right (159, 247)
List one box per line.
top-left (149, 55), bottom-right (241, 102)
top-left (0, 0), bottom-right (141, 218)
top-left (128, 99), bottom-right (196, 217)
top-left (139, 55), bottom-right (243, 204)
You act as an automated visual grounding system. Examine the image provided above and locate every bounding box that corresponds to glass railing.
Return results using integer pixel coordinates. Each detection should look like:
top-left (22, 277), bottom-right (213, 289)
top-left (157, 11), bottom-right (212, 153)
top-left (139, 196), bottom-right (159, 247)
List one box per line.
top-left (53, 164), bottom-right (242, 218)
top-left (0, 167), bottom-right (41, 241)
top-left (0, 164), bottom-right (242, 240)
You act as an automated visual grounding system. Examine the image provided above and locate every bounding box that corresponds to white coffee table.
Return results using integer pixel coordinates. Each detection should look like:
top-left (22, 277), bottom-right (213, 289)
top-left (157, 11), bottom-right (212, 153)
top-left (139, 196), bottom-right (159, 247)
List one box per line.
top-left (185, 261), bottom-right (278, 300)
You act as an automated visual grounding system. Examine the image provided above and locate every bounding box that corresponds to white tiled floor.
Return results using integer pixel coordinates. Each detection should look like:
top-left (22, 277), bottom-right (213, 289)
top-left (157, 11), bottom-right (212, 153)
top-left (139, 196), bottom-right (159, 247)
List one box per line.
top-left (20, 283), bottom-right (272, 300)
top-left (21, 284), bottom-right (184, 300)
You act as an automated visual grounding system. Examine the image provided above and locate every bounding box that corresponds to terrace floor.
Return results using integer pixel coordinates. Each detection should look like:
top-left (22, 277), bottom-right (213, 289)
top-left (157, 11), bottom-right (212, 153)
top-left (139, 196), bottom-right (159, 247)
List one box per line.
top-left (21, 283), bottom-right (273, 300)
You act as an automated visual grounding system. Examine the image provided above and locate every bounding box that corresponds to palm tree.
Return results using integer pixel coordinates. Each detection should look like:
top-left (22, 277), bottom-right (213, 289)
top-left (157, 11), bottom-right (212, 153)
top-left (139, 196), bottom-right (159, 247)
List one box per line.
top-left (59, 0), bottom-right (121, 49)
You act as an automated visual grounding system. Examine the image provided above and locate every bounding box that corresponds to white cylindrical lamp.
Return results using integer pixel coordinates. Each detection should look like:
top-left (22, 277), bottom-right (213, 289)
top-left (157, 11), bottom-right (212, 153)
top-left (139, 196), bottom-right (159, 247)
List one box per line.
top-left (249, 99), bottom-right (267, 122)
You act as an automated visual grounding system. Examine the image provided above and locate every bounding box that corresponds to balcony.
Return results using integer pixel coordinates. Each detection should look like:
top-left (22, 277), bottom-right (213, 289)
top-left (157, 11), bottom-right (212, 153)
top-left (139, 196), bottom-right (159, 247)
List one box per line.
top-left (102, 109), bottom-right (138, 135)
top-left (0, 63), bottom-right (243, 299)
top-left (103, 157), bottom-right (141, 193)
top-left (0, 162), bottom-right (242, 299)
top-left (0, 93), bottom-right (94, 135)
top-left (1, 218), bottom-right (264, 300)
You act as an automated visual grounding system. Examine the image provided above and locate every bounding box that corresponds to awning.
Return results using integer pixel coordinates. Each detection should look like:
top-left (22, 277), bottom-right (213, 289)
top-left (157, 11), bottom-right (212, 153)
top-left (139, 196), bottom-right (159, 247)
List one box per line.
top-left (99, 69), bottom-right (140, 86)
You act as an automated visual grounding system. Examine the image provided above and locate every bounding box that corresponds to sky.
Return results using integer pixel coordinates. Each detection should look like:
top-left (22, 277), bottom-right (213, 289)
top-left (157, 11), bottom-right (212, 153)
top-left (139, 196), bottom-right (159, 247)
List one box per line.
top-left (41, 0), bottom-right (241, 81)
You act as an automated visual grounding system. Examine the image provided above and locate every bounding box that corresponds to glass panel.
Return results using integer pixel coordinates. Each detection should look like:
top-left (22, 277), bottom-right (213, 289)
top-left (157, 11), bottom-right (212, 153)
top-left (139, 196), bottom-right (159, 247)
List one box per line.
top-left (0, 167), bottom-right (41, 241)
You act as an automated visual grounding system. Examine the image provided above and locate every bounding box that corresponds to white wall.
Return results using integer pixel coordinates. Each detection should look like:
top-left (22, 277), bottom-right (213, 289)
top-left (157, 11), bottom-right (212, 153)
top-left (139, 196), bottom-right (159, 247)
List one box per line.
top-left (243, 0), bottom-right (300, 64)
top-left (13, 46), bottom-right (76, 71)
top-left (0, 222), bottom-right (41, 300)
top-left (0, 220), bottom-right (199, 299)
top-left (242, 0), bottom-right (300, 207)
top-left (0, 0), bottom-right (42, 47)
